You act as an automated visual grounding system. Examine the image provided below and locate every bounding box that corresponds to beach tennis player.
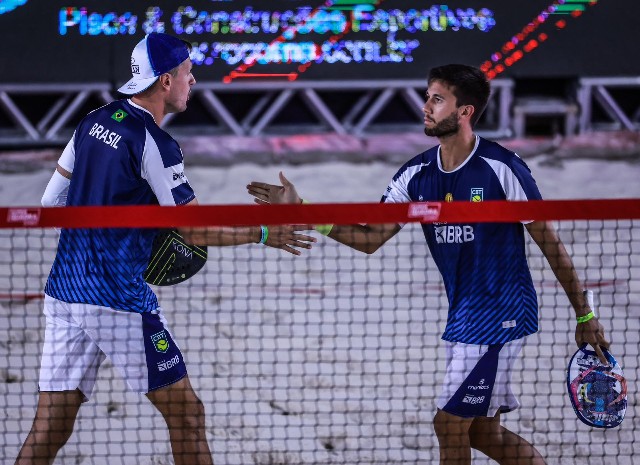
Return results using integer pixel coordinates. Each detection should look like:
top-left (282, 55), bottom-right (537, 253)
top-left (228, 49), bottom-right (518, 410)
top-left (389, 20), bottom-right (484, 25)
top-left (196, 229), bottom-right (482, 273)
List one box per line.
top-left (248, 64), bottom-right (610, 465)
top-left (15, 33), bottom-right (314, 465)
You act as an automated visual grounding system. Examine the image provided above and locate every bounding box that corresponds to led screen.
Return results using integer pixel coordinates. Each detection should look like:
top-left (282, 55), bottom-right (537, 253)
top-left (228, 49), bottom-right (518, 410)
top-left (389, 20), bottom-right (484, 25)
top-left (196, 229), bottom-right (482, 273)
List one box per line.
top-left (1, 1), bottom-right (636, 84)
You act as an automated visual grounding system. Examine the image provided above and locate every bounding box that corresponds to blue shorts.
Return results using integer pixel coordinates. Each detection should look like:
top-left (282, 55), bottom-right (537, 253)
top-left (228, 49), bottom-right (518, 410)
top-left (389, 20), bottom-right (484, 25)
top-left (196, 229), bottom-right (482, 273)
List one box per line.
top-left (40, 295), bottom-right (187, 401)
top-left (436, 337), bottom-right (525, 418)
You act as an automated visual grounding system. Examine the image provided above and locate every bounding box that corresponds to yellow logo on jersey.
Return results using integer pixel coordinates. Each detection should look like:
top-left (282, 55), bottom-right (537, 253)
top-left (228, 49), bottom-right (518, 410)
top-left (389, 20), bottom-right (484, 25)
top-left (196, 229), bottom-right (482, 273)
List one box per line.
top-left (445, 193), bottom-right (453, 202)
top-left (471, 188), bottom-right (483, 202)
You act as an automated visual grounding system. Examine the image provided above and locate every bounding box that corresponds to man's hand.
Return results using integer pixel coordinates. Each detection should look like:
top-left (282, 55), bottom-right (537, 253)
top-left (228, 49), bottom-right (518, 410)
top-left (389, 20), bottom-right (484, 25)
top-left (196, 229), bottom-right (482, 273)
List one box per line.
top-left (264, 224), bottom-right (316, 255)
top-left (575, 317), bottom-right (610, 364)
top-left (247, 172), bottom-right (301, 205)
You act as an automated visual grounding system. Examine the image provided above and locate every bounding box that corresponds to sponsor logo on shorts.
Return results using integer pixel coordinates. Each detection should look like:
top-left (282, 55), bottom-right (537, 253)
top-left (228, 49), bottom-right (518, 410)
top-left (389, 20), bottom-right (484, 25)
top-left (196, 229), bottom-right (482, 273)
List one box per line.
top-left (157, 354), bottom-right (180, 372)
top-left (468, 378), bottom-right (491, 390)
top-left (462, 394), bottom-right (486, 404)
top-left (151, 330), bottom-right (170, 353)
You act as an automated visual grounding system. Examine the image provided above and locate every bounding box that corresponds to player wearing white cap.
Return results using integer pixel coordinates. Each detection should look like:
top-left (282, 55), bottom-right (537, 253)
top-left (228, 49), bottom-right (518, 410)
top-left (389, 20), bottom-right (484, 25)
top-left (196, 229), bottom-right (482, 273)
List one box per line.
top-left (16, 33), bottom-right (315, 465)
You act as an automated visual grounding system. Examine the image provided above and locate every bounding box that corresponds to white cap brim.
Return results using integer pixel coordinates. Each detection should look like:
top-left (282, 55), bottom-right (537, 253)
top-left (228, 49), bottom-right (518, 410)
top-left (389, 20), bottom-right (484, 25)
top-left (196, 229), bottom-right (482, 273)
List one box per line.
top-left (117, 75), bottom-right (159, 95)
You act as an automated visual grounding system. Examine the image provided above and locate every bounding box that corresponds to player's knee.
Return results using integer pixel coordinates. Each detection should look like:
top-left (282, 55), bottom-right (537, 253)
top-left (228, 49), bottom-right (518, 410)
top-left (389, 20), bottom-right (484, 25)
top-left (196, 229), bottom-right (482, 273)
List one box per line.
top-left (28, 423), bottom-right (74, 454)
top-left (433, 410), bottom-right (472, 446)
top-left (168, 395), bottom-right (207, 431)
top-left (432, 410), bottom-right (453, 440)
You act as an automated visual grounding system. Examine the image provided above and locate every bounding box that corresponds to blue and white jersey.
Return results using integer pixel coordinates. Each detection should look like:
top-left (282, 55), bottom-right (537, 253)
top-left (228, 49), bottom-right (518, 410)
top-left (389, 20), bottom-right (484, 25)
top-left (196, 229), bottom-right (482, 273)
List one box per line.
top-left (382, 136), bottom-right (542, 344)
top-left (45, 99), bottom-right (196, 313)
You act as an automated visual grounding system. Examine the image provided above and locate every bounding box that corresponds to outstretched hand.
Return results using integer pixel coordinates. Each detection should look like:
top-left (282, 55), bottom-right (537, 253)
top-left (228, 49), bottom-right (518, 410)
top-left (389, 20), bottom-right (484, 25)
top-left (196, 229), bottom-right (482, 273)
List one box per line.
top-left (247, 172), bottom-right (302, 205)
top-left (264, 224), bottom-right (316, 255)
top-left (575, 317), bottom-right (610, 364)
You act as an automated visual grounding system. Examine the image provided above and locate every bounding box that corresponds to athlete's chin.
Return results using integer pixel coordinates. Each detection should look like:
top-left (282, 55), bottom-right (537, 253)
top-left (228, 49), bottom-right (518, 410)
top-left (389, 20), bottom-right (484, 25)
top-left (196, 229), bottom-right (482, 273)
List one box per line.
top-left (423, 121), bottom-right (438, 136)
top-left (173, 102), bottom-right (189, 113)
top-left (424, 126), bottom-right (459, 138)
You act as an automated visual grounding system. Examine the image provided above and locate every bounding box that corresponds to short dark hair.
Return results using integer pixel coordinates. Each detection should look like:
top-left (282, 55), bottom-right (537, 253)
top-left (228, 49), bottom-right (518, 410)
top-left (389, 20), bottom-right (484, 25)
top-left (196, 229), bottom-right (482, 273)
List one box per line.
top-left (428, 64), bottom-right (490, 126)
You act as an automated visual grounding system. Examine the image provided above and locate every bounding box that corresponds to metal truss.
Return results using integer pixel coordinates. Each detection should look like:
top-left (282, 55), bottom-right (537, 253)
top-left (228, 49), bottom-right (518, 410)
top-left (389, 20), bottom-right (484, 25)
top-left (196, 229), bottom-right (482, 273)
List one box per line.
top-left (0, 83), bottom-right (114, 147)
top-left (167, 79), bottom-right (515, 139)
top-left (0, 80), bottom-right (513, 147)
top-left (577, 77), bottom-right (640, 132)
top-left (1, 77), bottom-right (635, 147)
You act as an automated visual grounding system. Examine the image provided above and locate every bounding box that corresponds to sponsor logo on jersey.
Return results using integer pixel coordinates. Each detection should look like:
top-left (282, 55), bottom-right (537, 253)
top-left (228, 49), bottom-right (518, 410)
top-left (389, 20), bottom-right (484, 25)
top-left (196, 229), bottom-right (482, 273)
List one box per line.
top-left (502, 319), bottom-right (516, 328)
top-left (111, 110), bottom-right (128, 122)
top-left (173, 171), bottom-right (186, 181)
top-left (151, 330), bottom-right (170, 353)
top-left (88, 123), bottom-right (121, 149)
top-left (434, 225), bottom-right (475, 244)
top-left (157, 354), bottom-right (180, 372)
top-left (445, 193), bottom-right (453, 202)
top-left (462, 394), bottom-right (486, 404)
top-left (471, 188), bottom-right (483, 202)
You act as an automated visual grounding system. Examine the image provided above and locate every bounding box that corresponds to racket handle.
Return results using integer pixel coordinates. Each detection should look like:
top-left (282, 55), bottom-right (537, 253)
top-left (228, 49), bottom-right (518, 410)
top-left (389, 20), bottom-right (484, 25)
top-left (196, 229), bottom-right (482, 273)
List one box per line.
top-left (583, 289), bottom-right (596, 317)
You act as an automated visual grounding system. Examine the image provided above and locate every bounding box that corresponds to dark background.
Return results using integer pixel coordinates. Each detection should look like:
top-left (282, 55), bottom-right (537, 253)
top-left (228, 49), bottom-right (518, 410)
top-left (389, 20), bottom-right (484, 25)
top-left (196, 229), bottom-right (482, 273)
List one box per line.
top-left (1, 0), bottom-right (637, 84)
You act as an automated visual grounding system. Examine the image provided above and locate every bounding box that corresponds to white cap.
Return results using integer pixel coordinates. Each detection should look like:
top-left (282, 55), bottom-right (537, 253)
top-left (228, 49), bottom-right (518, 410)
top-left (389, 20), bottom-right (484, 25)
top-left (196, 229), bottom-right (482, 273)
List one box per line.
top-left (118, 33), bottom-right (190, 95)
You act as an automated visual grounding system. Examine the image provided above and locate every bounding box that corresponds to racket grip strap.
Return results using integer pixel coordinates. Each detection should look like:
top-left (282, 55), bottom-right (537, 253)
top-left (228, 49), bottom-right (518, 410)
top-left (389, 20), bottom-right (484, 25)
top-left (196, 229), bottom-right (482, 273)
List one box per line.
top-left (576, 311), bottom-right (595, 324)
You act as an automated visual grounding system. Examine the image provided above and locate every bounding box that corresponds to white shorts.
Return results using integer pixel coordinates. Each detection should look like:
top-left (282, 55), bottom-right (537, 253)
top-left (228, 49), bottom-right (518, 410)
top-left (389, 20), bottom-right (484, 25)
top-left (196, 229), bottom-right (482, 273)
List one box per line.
top-left (436, 337), bottom-right (525, 418)
top-left (39, 295), bottom-right (187, 401)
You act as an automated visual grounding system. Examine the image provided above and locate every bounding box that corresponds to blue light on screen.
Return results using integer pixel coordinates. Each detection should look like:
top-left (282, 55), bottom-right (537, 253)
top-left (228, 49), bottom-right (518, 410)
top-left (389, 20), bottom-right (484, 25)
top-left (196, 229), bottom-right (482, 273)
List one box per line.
top-left (0, 0), bottom-right (28, 15)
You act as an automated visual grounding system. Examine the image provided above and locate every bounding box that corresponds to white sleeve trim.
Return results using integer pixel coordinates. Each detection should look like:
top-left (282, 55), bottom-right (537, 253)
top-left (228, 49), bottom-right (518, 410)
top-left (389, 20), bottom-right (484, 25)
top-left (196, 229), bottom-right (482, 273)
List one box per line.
top-left (382, 163), bottom-right (429, 229)
top-left (141, 129), bottom-right (191, 206)
top-left (480, 156), bottom-right (534, 224)
top-left (383, 163), bottom-right (429, 204)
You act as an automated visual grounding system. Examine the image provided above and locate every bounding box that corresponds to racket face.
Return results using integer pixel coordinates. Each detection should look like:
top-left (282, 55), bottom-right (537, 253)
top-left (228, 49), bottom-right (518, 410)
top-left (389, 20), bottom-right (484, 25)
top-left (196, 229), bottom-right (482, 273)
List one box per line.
top-left (567, 344), bottom-right (627, 428)
top-left (144, 229), bottom-right (208, 286)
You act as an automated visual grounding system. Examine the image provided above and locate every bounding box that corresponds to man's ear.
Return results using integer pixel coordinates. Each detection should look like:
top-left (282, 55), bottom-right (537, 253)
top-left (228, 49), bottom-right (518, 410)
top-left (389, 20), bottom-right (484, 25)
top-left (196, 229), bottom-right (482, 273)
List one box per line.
top-left (460, 104), bottom-right (475, 121)
top-left (158, 73), bottom-right (172, 90)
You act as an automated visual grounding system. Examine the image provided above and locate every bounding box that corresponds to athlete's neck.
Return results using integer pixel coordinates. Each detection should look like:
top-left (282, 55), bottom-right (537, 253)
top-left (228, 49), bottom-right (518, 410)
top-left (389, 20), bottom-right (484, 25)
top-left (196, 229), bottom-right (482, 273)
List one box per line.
top-left (131, 95), bottom-right (166, 126)
top-left (438, 129), bottom-right (477, 172)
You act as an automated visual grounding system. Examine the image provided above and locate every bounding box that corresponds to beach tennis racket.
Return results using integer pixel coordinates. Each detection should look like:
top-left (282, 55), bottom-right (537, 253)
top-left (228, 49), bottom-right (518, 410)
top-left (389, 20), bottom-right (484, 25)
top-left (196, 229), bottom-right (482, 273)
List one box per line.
top-left (144, 229), bottom-right (208, 286)
top-left (566, 291), bottom-right (627, 428)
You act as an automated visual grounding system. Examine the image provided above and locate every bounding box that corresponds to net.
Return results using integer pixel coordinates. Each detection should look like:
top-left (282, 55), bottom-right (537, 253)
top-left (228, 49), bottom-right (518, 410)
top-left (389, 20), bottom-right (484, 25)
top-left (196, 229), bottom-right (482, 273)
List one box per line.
top-left (1, 200), bottom-right (638, 465)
